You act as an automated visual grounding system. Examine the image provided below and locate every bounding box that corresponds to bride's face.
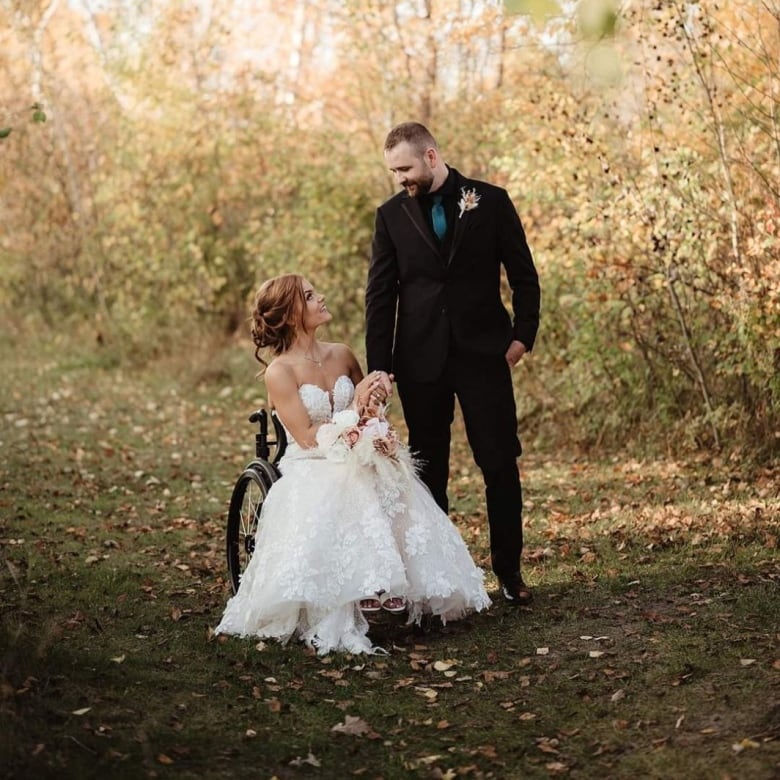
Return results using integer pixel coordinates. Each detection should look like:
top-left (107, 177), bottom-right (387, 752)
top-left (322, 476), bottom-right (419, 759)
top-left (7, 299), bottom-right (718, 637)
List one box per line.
top-left (300, 279), bottom-right (332, 332)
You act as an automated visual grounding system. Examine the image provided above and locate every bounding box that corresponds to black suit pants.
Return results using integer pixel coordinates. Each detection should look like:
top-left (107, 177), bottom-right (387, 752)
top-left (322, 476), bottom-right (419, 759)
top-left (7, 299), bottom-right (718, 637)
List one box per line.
top-left (397, 351), bottom-right (525, 580)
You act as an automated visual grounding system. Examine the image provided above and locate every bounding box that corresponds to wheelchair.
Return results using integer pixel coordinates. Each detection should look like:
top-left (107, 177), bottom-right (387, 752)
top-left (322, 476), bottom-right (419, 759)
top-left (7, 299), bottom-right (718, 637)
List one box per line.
top-left (225, 409), bottom-right (287, 594)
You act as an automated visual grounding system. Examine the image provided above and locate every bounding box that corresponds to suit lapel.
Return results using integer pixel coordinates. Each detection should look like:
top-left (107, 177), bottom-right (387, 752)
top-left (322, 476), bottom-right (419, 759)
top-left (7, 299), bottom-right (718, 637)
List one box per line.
top-left (401, 197), bottom-right (440, 258)
top-left (448, 179), bottom-right (475, 264)
top-left (398, 173), bottom-right (479, 264)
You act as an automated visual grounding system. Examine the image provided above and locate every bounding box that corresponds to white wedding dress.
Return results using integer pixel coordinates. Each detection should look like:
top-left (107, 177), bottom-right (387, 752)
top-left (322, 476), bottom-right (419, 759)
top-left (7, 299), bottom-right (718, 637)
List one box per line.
top-left (215, 375), bottom-right (490, 655)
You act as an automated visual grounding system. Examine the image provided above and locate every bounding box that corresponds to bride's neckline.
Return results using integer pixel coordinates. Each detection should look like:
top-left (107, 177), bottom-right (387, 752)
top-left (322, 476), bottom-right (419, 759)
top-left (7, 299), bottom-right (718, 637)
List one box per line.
top-left (299, 374), bottom-right (351, 393)
top-left (298, 374), bottom-right (352, 406)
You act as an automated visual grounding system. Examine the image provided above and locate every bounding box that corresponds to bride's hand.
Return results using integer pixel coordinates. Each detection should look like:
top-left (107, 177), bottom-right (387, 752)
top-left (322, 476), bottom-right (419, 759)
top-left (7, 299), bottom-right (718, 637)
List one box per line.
top-left (374, 371), bottom-right (393, 398)
top-left (355, 372), bottom-right (387, 411)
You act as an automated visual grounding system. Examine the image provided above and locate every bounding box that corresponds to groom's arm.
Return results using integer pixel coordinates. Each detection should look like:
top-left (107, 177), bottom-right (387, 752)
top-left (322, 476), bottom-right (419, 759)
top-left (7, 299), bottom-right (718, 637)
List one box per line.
top-left (366, 207), bottom-right (399, 373)
top-left (497, 189), bottom-right (540, 353)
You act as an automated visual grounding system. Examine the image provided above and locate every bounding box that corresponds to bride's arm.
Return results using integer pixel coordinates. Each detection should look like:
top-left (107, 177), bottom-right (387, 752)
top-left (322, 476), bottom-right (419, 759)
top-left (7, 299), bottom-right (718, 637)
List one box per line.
top-left (264, 362), bottom-right (321, 449)
top-left (332, 342), bottom-right (362, 387)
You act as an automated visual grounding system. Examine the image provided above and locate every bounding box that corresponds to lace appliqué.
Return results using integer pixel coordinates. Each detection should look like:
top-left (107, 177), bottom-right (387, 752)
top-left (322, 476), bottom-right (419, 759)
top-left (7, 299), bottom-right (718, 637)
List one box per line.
top-left (283, 375), bottom-right (355, 457)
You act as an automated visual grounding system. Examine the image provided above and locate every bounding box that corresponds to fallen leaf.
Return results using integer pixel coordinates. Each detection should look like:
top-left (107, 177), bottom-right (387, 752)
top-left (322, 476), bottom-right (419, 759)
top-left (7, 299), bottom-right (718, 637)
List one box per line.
top-left (589, 650), bottom-right (605, 658)
top-left (157, 754), bottom-right (174, 765)
top-left (431, 769), bottom-right (457, 780)
top-left (482, 670), bottom-right (510, 682)
top-left (331, 715), bottom-right (371, 736)
top-left (71, 707), bottom-right (91, 716)
top-left (536, 647), bottom-right (549, 655)
top-left (610, 689), bottom-right (625, 702)
top-left (110, 655), bottom-right (125, 664)
top-left (289, 752), bottom-right (321, 767)
top-left (433, 660), bottom-right (456, 672)
top-left (519, 711), bottom-right (537, 721)
top-left (732, 738), bottom-right (760, 753)
top-left (739, 658), bottom-right (756, 667)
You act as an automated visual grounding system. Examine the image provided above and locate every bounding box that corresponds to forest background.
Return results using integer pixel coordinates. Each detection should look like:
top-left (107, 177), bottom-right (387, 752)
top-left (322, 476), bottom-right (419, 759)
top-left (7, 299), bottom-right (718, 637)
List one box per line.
top-left (1, 0), bottom-right (779, 459)
top-left (2, 3), bottom-right (779, 776)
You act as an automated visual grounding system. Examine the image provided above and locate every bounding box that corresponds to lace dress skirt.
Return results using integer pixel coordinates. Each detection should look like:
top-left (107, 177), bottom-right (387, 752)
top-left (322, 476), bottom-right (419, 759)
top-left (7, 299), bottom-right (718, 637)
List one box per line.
top-left (215, 377), bottom-right (490, 655)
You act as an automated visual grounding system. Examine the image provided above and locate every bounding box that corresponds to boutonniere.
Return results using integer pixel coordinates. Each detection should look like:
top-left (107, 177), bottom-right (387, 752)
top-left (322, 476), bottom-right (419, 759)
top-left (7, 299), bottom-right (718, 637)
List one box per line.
top-left (458, 187), bottom-right (481, 219)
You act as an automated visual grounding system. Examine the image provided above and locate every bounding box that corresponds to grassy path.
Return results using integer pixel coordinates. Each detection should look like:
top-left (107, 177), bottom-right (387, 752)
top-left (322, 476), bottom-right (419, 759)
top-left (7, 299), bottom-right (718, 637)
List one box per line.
top-left (1, 339), bottom-right (778, 779)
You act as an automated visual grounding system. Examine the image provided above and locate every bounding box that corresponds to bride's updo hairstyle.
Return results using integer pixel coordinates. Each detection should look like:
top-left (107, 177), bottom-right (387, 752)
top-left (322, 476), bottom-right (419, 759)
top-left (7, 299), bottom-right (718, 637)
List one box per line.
top-left (250, 273), bottom-right (305, 364)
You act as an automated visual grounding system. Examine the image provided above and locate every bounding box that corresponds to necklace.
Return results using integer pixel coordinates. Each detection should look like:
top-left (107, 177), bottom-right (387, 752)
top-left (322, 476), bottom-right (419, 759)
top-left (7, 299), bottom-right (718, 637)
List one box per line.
top-left (292, 347), bottom-right (322, 367)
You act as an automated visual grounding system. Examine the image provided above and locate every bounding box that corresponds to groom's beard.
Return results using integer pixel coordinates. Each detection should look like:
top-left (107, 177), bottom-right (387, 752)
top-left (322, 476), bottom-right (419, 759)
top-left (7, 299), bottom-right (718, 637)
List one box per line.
top-left (402, 171), bottom-right (434, 197)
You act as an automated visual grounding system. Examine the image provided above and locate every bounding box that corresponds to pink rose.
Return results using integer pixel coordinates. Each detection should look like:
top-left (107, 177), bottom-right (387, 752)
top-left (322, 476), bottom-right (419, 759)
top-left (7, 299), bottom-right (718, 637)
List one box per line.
top-left (341, 426), bottom-right (361, 448)
top-left (373, 431), bottom-right (399, 459)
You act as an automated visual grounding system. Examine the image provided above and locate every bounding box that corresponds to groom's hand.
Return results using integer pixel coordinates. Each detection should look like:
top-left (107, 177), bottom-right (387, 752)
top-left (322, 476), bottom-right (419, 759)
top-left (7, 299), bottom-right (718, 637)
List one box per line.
top-left (369, 370), bottom-right (394, 402)
top-left (505, 340), bottom-right (527, 367)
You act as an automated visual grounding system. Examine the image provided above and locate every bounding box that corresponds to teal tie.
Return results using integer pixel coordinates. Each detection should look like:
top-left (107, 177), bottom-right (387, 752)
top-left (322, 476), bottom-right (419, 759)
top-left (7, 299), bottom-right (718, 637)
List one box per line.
top-left (431, 194), bottom-right (447, 241)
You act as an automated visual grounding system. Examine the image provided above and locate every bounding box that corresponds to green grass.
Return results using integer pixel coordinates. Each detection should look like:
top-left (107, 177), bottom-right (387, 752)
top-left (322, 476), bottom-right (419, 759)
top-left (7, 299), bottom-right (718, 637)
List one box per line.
top-left (1, 336), bottom-right (778, 779)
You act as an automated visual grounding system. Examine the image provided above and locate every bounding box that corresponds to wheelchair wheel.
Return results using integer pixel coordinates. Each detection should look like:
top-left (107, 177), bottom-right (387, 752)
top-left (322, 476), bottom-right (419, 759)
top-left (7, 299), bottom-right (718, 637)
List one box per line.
top-left (226, 464), bottom-right (277, 594)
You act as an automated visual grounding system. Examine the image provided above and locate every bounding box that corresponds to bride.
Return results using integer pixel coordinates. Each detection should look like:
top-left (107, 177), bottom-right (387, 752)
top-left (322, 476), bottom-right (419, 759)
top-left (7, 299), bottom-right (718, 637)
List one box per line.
top-left (214, 273), bottom-right (490, 655)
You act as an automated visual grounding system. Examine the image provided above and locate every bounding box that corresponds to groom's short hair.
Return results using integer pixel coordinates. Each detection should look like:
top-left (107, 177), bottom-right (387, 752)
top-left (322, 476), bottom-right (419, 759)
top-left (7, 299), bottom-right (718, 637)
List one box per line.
top-left (384, 122), bottom-right (437, 156)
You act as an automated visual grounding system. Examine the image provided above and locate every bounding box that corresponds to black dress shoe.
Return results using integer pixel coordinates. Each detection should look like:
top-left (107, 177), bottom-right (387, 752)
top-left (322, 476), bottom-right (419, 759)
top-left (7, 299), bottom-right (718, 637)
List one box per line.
top-left (499, 576), bottom-right (533, 606)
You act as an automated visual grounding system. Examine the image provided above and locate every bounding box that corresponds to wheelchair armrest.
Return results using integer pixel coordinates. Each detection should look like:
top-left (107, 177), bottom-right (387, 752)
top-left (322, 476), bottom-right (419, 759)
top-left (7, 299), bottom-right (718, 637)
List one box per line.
top-left (270, 411), bottom-right (288, 465)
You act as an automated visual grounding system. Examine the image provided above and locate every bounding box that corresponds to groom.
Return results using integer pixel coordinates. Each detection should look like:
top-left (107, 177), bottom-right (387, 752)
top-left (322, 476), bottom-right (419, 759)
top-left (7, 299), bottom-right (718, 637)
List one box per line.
top-left (365, 122), bottom-right (540, 606)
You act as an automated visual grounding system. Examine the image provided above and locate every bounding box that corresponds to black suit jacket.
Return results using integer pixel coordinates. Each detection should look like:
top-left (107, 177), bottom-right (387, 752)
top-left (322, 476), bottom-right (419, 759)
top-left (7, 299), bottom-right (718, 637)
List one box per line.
top-left (366, 167), bottom-right (540, 383)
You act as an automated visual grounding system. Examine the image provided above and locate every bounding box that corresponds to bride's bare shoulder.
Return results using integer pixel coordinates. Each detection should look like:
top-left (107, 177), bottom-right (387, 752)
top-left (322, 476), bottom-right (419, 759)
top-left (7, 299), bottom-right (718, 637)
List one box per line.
top-left (325, 341), bottom-right (358, 363)
top-left (264, 358), bottom-right (298, 390)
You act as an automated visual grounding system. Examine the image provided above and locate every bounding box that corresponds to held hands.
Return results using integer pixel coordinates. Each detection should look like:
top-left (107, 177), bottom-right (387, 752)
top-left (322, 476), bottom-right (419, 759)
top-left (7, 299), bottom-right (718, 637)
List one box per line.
top-left (355, 370), bottom-right (394, 414)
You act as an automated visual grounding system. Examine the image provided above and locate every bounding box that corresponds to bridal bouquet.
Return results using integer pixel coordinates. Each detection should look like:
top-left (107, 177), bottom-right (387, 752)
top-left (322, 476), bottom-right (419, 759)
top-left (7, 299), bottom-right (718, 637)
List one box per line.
top-left (316, 405), bottom-right (402, 465)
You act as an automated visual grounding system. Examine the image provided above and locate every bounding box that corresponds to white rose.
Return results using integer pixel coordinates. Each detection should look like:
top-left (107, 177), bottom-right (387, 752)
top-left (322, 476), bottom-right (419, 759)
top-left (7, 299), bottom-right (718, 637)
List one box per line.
top-left (315, 422), bottom-right (341, 451)
top-left (316, 409), bottom-right (361, 460)
top-left (332, 409), bottom-right (360, 428)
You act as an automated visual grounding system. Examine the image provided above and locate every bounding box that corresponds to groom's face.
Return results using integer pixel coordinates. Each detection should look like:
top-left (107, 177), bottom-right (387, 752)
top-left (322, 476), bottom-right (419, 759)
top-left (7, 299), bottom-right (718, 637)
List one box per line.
top-left (385, 141), bottom-right (435, 197)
